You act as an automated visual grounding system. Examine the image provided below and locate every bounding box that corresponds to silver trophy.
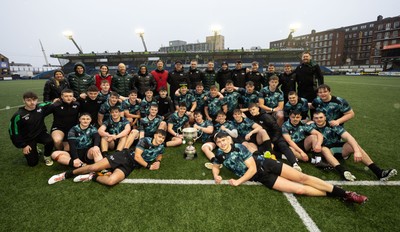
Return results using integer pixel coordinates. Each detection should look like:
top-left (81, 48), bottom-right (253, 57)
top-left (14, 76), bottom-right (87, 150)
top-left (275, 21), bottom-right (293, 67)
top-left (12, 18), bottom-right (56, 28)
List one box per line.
top-left (182, 127), bottom-right (202, 160)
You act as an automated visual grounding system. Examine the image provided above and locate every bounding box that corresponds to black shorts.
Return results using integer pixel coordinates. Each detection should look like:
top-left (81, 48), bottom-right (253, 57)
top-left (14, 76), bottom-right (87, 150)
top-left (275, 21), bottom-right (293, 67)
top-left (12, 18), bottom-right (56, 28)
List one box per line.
top-left (253, 158), bottom-right (283, 189)
top-left (106, 151), bottom-right (138, 177)
top-left (236, 133), bottom-right (258, 144)
top-left (77, 149), bottom-right (94, 165)
top-left (295, 139), bottom-right (306, 152)
top-left (51, 127), bottom-right (69, 141)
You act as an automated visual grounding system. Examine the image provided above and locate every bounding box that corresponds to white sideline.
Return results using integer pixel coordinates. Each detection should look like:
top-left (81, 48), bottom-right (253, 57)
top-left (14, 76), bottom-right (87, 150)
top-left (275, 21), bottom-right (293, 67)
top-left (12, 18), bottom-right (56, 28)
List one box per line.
top-left (121, 179), bottom-right (400, 232)
top-left (0, 104), bottom-right (24, 111)
top-left (121, 178), bottom-right (400, 186)
top-left (284, 193), bottom-right (320, 232)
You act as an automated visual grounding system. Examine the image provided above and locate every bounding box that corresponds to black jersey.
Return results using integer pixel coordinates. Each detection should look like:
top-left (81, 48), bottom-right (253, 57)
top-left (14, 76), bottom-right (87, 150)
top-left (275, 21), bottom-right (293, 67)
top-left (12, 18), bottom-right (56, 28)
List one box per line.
top-left (47, 100), bottom-right (80, 131)
top-left (9, 102), bottom-right (52, 148)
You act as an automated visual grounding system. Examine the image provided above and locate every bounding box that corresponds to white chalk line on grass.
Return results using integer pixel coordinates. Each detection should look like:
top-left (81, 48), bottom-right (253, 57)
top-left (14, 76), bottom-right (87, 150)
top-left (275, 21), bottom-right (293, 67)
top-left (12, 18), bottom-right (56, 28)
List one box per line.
top-left (284, 193), bottom-right (320, 232)
top-left (0, 104), bottom-right (24, 111)
top-left (327, 80), bottom-right (400, 88)
top-left (121, 178), bottom-right (400, 186)
top-left (121, 179), bottom-right (400, 232)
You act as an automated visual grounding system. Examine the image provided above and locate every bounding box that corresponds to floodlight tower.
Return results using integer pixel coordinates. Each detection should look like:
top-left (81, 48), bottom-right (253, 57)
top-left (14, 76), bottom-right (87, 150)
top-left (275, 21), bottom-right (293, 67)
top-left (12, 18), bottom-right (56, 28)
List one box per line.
top-left (63, 31), bottom-right (83, 54)
top-left (211, 25), bottom-right (221, 52)
top-left (286, 23), bottom-right (301, 48)
top-left (135, 29), bottom-right (148, 52)
top-left (39, 39), bottom-right (50, 66)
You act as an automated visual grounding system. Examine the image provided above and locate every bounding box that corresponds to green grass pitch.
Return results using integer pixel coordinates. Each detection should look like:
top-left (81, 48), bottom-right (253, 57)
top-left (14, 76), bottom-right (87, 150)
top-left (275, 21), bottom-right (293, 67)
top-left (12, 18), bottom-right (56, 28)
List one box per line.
top-left (0, 76), bottom-right (399, 231)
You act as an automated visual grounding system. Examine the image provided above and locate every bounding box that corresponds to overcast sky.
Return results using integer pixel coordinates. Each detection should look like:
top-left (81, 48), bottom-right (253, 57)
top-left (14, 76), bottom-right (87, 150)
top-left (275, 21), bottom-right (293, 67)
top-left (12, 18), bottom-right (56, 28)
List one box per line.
top-left (1, 0), bottom-right (398, 66)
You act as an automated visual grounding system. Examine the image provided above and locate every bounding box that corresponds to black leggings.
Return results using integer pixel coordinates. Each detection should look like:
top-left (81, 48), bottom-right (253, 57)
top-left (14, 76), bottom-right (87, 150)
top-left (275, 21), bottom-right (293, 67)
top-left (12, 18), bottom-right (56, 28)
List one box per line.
top-left (24, 132), bottom-right (54, 167)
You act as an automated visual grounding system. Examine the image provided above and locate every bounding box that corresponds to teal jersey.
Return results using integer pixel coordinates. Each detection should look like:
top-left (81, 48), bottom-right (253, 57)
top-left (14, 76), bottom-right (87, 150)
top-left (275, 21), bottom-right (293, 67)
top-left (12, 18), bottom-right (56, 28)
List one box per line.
top-left (205, 95), bottom-right (227, 117)
top-left (194, 120), bottom-right (213, 143)
top-left (191, 89), bottom-right (209, 111)
top-left (282, 120), bottom-right (314, 143)
top-left (140, 97), bottom-right (157, 117)
top-left (214, 120), bottom-right (235, 133)
top-left (167, 112), bottom-right (189, 132)
top-left (68, 124), bottom-right (98, 149)
top-left (258, 86), bottom-right (284, 108)
top-left (174, 92), bottom-right (196, 110)
top-left (103, 117), bottom-right (129, 135)
top-left (139, 115), bottom-right (163, 137)
top-left (99, 101), bottom-right (123, 122)
top-left (223, 91), bottom-right (241, 113)
top-left (311, 124), bottom-right (346, 147)
top-left (135, 137), bottom-right (165, 162)
top-left (213, 143), bottom-right (253, 177)
top-left (284, 97), bottom-right (309, 118)
top-left (238, 88), bottom-right (259, 108)
top-left (311, 96), bottom-right (351, 123)
top-left (232, 118), bottom-right (255, 137)
top-left (122, 99), bottom-right (141, 114)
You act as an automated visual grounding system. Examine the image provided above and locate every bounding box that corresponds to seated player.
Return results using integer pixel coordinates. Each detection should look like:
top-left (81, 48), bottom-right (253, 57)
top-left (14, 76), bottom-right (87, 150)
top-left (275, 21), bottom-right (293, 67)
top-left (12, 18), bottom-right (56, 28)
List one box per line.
top-left (231, 109), bottom-right (274, 157)
top-left (193, 111), bottom-right (214, 144)
top-left (204, 85), bottom-right (227, 122)
top-left (122, 89), bottom-right (141, 128)
top-left (51, 113), bottom-right (103, 168)
top-left (48, 130), bottom-right (166, 186)
top-left (166, 103), bottom-right (189, 147)
top-left (238, 81), bottom-right (260, 117)
top-left (258, 75), bottom-right (284, 126)
top-left (310, 84), bottom-right (354, 126)
top-left (174, 84), bottom-right (197, 123)
top-left (98, 92), bottom-right (124, 125)
top-left (77, 85), bottom-right (105, 128)
top-left (281, 110), bottom-right (332, 171)
top-left (98, 106), bottom-right (131, 154)
top-left (9, 91), bottom-right (54, 166)
top-left (202, 111), bottom-right (237, 169)
top-left (312, 111), bottom-right (397, 181)
top-left (210, 131), bottom-right (368, 204)
top-left (248, 103), bottom-right (302, 170)
top-left (284, 91), bottom-right (309, 122)
top-left (139, 88), bottom-right (157, 118)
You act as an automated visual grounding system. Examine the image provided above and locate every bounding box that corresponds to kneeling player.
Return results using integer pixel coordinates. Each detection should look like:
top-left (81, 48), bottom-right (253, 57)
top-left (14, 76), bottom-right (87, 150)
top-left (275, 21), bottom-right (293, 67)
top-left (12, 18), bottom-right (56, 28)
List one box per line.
top-left (48, 130), bottom-right (166, 186)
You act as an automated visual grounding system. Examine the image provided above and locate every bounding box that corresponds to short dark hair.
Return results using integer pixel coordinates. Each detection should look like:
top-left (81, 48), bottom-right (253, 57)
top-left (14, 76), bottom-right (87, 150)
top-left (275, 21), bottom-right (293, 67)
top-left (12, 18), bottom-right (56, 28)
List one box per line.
top-left (23, 91), bottom-right (38, 100)
top-left (110, 106), bottom-right (121, 112)
top-left (110, 92), bottom-right (120, 98)
top-left (155, 129), bottom-right (166, 137)
top-left (289, 110), bottom-right (302, 116)
top-left (317, 84), bottom-right (331, 92)
top-left (129, 89), bottom-right (138, 95)
top-left (61, 89), bottom-right (74, 95)
top-left (87, 85), bottom-right (99, 92)
top-left (214, 130), bottom-right (230, 142)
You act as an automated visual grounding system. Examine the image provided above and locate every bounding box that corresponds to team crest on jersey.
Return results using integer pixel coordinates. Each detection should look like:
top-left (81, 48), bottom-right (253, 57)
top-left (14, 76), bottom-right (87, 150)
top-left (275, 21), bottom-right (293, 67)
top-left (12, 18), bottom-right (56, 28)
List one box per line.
top-left (61, 106), bottom-right (64, 110)
top-left (37, 108), bottom-right (42, 113)
top-left (73, 105), bottom-right (78, 109)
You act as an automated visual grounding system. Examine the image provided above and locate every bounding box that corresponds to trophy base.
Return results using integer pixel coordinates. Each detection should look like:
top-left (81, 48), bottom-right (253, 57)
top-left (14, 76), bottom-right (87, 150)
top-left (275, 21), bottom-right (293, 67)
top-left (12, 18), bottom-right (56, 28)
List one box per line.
top-left (184, 152), bottom-right (197, 160)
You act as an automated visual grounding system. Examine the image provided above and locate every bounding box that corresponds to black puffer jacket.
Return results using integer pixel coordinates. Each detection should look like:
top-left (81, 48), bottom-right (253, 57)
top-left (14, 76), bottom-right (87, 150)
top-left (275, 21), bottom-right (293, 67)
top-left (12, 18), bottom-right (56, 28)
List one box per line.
top-left (43, 70), bottom-right (70, 101)
top-left (67, 62), bottom-right (94, 97)
top-left (112, 70), bottom-right (134, 97)
top-left (134, 65), bottom-right (157, 97)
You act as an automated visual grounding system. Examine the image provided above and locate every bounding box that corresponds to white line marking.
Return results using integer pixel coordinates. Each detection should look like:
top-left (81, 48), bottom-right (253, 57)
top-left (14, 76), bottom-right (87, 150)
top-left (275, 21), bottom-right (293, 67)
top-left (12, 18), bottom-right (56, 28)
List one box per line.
top-left (121, 179), bottom-right (400, 186)
top-left (0, 104), bottom-right (24, 111)
top-left (328, 80), bottom-right (400, 88)
top-left (284, 193), bottom-right (320, 232)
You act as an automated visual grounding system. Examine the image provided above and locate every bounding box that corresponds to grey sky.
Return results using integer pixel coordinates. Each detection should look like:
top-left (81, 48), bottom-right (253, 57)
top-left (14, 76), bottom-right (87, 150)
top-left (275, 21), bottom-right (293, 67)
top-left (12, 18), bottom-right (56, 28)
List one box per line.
top-left (1, 0), bottom-right (398, 66)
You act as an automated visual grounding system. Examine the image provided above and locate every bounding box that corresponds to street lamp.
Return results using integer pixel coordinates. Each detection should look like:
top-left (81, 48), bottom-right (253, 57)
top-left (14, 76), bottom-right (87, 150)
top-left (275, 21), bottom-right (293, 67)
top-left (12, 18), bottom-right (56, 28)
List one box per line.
top-left (135, 28), bottom-right (148, 52)
top-left (211, 25), bottom-right (221, 52)
top-left (63, 31), bottom-right (83, 54)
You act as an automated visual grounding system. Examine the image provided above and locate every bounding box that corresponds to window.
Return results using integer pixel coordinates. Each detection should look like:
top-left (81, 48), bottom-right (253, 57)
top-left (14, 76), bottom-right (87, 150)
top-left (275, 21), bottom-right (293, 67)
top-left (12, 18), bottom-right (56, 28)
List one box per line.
top-left (395, 21), bottom-right (400, 28)
top-left (384, 32), bottom-right (390, 39)
top-left (364, 31), bottom-right (368, 36)
top-left (369, 23), bottom-right (374, 28)
top-left (361, 25), bottom-right (367, 29)
top-left (345, 28), bottom-right (350, 32)
top-left (329, 33), bottom-right (333, 39)
top-left (352, 26), bottom-right (358, 30)
top-left (378, 24), bottom-right (384, 30)
top-left (386, 23), bottom-right (391, 30)
top-left (369, 30), bottom-right (373, 36)
top-left (393, 31), bottom-right (398, 37)
top-left (392, 40), bottom-right (397, 45)
top-left (329, 41), bottom-right (332, 46)
top-left (377, 33), bottom-right (382, 39)
top-left (324, 34), bottom-right (328, 40)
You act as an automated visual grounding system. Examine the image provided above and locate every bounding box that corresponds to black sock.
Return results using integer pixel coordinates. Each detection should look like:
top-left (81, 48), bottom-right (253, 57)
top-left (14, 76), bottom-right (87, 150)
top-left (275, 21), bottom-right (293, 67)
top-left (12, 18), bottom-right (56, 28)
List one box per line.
top-left (92, 174), bottom-right (99, 182)
top-left (326, 185), bottom-right (346, 198)
top-left (368, 163), bottom-right (383, 178)
top-left (68, 159), bottom-right (74, 167)
top-left (334, 164), bottom-right (346, 175)
top-left (65, 170), bottom-right (74, 179)
top-left (210, 157), bottom-right (216, 163)
top-left (258, 140), bottom-right (272, 153)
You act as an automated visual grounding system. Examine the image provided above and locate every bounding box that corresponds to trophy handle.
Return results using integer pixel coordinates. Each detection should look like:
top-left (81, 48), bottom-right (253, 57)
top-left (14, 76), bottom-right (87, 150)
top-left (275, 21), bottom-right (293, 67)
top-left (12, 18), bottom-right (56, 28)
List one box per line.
top-left (195, 129), bottom-right (203, 142)
top-left (177, 127), bottom-right (182, 135)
